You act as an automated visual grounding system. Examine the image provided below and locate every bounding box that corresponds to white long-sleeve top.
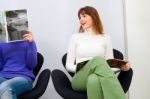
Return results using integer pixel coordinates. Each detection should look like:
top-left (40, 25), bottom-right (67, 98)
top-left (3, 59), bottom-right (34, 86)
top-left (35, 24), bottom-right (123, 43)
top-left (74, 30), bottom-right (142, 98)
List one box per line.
top-left (66, 30), bottom-right (114, 73)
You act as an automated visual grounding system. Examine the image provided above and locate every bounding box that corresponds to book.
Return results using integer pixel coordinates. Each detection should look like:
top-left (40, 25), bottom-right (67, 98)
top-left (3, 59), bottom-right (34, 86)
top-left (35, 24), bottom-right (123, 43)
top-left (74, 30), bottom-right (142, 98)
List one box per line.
top-left (0, 9), bottom-right (28, 43)
top-left (107, 59), bottom-right (128, 68)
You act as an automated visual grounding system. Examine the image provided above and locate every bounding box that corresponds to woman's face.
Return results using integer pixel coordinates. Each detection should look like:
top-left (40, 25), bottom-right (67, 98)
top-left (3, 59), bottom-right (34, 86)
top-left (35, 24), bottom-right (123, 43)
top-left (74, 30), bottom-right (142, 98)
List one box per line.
top-left (79, 13), bottom-right (93, 30)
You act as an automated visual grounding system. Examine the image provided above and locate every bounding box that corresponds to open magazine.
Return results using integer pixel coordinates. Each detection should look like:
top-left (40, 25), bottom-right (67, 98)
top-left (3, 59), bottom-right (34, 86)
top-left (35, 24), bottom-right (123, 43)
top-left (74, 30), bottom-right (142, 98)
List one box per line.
top-left (0, 9), bottom-right (28, 43)
top-left (107, 59), bottom-right (128, 68)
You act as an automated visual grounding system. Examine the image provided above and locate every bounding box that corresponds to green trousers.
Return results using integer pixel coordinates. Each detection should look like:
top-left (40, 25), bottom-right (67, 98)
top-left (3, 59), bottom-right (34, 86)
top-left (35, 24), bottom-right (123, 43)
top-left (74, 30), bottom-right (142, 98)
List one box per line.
top-left (71, 56), bottom-right (126, 99)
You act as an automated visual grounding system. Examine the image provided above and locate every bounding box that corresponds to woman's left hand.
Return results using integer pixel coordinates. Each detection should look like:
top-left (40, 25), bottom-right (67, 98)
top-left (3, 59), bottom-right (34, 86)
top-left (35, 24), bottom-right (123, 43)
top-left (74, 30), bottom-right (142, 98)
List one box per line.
top-left (120, 62), bottom-right (131, 71)
top-left (23, 31), bottom-right (33, 42)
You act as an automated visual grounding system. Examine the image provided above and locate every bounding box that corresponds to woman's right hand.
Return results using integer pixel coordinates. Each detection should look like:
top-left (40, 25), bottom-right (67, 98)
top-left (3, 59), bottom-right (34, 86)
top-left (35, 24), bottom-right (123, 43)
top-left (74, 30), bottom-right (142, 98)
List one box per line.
top-left (23, 31), bottom-right (33, 42)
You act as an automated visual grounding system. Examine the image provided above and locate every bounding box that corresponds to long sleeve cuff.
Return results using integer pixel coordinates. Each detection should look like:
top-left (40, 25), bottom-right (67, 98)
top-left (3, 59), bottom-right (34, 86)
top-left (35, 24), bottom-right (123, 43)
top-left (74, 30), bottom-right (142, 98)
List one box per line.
top-left (66, 63), bottom-right (77, 73)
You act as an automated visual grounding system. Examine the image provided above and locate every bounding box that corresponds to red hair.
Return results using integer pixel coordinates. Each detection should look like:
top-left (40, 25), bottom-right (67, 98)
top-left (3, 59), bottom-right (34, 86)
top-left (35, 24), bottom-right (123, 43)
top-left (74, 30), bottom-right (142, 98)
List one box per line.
top-left (78, 6), bottom-right (104, 34)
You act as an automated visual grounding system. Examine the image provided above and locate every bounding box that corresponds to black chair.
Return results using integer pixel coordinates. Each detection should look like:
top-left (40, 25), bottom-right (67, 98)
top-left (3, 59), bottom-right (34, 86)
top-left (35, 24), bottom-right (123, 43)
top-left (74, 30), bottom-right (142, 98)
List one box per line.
top-left (51, 49), bottom-right (132, 99)
top-left (18, 52), bottom-right (51, 99)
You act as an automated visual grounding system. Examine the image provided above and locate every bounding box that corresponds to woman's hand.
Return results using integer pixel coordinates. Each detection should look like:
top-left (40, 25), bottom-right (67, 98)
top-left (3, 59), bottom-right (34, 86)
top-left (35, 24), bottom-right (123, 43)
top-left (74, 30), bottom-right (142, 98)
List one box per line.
top-left (23, 31), bottom-right (33, 42)
top-left (120, 62), bottom-right (131, 71)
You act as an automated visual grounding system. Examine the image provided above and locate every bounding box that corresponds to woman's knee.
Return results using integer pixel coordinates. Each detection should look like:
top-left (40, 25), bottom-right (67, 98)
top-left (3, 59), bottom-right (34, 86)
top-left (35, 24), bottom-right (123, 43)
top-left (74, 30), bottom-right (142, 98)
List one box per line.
top-left (0, 81), bottom-right (12, 96)
top-left (87, 74), bottom-right (99, 87)
top-left (0, 86), bottom-right (16, 99)
top-left (0, 77), bottom-right (32, 95)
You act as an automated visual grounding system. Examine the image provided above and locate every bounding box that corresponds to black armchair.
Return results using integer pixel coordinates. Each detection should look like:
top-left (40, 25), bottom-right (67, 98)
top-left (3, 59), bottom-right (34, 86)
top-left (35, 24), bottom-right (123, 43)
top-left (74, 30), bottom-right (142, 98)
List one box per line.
top-left (51, 49), bottom-right (133, 99)
top-left (18, 52), bottom-right (51, 99)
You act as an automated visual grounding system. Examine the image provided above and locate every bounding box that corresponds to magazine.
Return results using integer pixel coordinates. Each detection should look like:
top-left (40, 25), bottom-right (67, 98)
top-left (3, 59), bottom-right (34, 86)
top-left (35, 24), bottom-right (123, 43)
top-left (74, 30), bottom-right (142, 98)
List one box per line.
top-left (0, 9), bottom-right (28, 43)
top-left (107, 59), bottom-right (128, 68)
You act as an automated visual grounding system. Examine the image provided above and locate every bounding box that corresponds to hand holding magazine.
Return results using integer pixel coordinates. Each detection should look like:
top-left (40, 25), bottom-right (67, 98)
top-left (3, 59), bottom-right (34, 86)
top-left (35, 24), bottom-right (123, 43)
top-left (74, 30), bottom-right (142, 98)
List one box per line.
top-left (0, 9), bottom-right (28, 43)
top-left (107, 59), bottom-right (128, 68)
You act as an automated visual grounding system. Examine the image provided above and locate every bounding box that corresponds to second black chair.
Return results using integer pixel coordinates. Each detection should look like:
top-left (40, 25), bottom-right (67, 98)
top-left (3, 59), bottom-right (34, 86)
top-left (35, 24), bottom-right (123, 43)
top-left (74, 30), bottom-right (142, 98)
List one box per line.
top-left (52, 49), bottom-right (132, 99)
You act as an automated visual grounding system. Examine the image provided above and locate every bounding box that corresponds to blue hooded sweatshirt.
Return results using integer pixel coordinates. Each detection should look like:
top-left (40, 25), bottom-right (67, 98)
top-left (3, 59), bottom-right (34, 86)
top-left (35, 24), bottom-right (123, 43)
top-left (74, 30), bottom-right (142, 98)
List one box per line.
top-left (0, 41), bottom-right (37, 81)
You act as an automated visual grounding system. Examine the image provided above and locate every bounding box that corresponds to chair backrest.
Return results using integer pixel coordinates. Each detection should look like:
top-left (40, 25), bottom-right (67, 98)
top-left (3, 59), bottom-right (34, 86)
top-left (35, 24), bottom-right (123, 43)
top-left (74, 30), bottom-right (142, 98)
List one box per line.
top-left (33, 52), bottom-right (44, 76)
top-left (62, 49), bottom-right (124, 76)
top-left (113, 49), bottom-right (124, 60)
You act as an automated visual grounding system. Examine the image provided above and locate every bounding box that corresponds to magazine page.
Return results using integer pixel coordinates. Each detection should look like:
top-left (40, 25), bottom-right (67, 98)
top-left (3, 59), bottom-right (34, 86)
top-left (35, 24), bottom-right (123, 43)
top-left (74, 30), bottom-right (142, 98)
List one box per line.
top-left (107, 59), bottom-right (128, 68)
top-left (6, 9), bottom-right (29, 42)
top-left (0, 12), bottom-right (7, 43)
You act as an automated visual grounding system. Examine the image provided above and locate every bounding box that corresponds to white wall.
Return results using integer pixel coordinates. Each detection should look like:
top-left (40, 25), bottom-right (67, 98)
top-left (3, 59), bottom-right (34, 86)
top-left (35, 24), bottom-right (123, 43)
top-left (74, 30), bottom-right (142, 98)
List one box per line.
top-left (0, 0), bottom-right (126, 99)
top-left (125, 0), bottom-right (150, 99)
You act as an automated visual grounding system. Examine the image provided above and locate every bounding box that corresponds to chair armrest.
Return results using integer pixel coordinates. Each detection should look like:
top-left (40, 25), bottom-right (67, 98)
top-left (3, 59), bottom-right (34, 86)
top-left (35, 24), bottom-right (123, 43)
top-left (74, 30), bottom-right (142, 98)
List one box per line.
top-left (18, 69), bottom-right (51, 99)
top-left (51, 69), bottom-right (72, 91)
top-left (51, 69), bottom-right (87, 99)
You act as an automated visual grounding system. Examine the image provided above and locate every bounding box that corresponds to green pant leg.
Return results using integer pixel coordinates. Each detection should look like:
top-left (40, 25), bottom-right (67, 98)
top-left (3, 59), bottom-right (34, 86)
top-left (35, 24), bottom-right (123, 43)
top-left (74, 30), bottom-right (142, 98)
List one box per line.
top-left (99, 77), bottom-right (126, 99)
top-left (92, 56), bottom-right (126, 99)
top-left (87, 74), bottom-right (103, 99)
top-left (71, 58), bottom-right (96, 91)
top-left (71, 56), bottom-right (115, 91)
top-left (71, 66), bottom-right (91, 91)
top-left (71, 56), bottom-right (126, 99)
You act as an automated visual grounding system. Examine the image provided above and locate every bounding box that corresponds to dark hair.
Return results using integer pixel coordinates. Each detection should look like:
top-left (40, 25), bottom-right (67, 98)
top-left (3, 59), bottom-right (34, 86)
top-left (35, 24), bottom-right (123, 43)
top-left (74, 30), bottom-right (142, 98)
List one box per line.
top-left (78, 6), bottom-right (104, 34)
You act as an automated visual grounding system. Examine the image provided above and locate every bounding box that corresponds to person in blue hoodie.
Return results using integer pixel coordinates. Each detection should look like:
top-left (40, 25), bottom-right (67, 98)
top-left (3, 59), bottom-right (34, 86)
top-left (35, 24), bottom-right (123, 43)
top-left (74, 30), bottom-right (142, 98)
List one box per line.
top-left (0, 31), bottom-right (37, 99)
